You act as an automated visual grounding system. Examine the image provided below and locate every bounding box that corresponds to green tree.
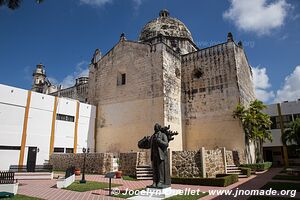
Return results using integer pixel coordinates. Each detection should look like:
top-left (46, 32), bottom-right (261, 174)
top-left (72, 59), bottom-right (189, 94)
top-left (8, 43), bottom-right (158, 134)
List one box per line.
top-left (233, 99), bottom-right (272, 163)
top-left (0, 0), bottom-right (43, 10)
top-left (282, 118), bottom-right (300, 147)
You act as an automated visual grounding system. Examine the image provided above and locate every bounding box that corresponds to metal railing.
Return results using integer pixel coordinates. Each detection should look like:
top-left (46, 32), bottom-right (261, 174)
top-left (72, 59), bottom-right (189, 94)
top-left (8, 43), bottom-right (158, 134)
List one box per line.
top-left (0, 171), bottom-right (15, 184)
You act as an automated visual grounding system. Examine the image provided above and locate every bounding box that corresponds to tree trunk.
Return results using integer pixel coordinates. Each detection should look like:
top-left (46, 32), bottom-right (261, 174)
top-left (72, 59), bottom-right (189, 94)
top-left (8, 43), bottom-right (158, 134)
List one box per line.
top-left (256, 139), bottom-right (264, 163)
top-left (245, 134), bottom-right (253, 164)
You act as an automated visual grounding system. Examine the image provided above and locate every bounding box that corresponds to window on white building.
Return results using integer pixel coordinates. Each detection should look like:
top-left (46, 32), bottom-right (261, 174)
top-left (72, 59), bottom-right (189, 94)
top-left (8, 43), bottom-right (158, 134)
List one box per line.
top-left (56, 114), bottom-right (75, 122)
top-left (53, 147), bottom-right (64, 153)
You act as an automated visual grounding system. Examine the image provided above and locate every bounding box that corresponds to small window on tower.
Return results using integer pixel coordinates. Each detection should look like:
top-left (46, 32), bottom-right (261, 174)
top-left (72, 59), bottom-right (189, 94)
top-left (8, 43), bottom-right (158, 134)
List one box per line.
top-left (117, 72), bottom-right (126, 86)
top-left (192, 68), bottom-right (203, 79)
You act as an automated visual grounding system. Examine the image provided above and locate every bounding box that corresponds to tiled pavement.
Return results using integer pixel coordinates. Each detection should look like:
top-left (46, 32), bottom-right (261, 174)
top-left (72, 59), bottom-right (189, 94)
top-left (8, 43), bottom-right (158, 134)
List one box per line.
top-left (17, 168), bottom-right (300, 200)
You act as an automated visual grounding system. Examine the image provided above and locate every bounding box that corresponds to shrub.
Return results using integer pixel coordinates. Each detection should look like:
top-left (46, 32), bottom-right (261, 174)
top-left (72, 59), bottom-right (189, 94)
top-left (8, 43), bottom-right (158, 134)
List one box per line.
top-left (240, 162), bottom-right (272, 172)
top-left (171, 174), bottom-right (238, 187)
top-left (240, 167), bottom-right (251, 177)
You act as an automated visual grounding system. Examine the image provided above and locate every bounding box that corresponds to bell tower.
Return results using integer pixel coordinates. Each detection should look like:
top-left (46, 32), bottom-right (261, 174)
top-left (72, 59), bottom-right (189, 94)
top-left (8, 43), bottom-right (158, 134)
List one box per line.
top-left (32, 63), bottom-right (46, 93)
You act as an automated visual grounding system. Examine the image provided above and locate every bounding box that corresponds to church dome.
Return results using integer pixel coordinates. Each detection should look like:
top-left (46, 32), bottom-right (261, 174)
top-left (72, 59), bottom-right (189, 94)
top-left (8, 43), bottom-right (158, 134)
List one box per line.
top-left (139, 9), bottom-right (194, 42)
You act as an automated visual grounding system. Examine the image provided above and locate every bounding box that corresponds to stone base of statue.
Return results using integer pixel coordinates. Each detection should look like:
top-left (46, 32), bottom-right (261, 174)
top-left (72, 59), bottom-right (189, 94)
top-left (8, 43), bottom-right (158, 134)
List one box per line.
top-left (128, 187), bottom-right (182, 200)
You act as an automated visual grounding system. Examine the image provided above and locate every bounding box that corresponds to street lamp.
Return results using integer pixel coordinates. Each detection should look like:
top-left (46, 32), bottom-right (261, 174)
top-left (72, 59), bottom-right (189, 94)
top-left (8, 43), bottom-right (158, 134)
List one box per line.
top-left (80, 147), bottom-right (90, 184)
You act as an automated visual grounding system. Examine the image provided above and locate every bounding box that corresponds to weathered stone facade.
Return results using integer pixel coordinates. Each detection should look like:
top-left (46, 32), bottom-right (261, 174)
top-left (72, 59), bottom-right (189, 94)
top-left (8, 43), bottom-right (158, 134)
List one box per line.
top-left (49, 153), bottom-right (114, 174)
top-left (87, 10), bottom-right (255, 158)
top-left (32, 64), bottom-right (89, 103)
top-left (181, 38), bottom-right (255, 154)
top-left (205, 149), bottom-right (225, 177)
top-left (137, 151), bottom-right (151, 166)
top-left (226, 150), bottom-right (242, 166)
top-left (119, 152), bottom-right (138, 176)
top-left (172, 148), bottom-right (241, 178)
top-left (172, 150), bottom-right (202, 178)
top-left (119, 151), bottom-right (151, 176)
top-left (50, 77), bottom-right (89, 103)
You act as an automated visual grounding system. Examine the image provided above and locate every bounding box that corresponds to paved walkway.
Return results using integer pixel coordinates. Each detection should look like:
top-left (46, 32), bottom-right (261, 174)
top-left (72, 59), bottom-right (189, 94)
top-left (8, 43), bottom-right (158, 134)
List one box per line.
top-left (17, 168), bottom-right (300, 200)
top-left (211, 168), bottom-right (300, 200)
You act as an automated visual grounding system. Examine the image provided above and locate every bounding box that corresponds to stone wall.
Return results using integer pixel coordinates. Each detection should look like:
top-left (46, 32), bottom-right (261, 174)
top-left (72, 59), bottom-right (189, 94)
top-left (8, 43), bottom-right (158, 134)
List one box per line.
top-left (226, 150), bottom-right (234, 165)
top-left (119, 151), bottom-right (151, 176)
top-left (119, 152), bottom-right (137, 176)
top-left (181, 39), bottom-right (251, 157)
top-left (226, 150), bottom-right (242, 166)
top-left (205, 149), bottom-right (225, 177)
top-left (172, 148), bottom-right (238, 178)
top-left (49, 153), bottom-right (114, 174)
top-left (89, 41), bottom-right (173, 153)
top-left (137, 151), bottom-right (151, 166)
top-left (172, 150), bottom-right (203, 178)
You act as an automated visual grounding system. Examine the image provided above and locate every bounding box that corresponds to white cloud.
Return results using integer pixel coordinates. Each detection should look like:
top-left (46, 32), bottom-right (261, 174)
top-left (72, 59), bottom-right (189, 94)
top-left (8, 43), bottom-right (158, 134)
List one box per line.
top-left (79, 0), bottom-right (113, 7)
top-left (132, 0), bottom-right (142, 10)
top-left (255, 88), bottom-right (275, 102)
top-left (47, 77), bottom-right (59, 86)
top-left (274, 66), bottom-right (300, 103)
top-left (253, 67), bottom-right (271, 89)
top-left (252, 67), bottom-right (275, 102)
top-left (48, 61), bottom-right (89, 89)
top-left (79, 0), bottom-right (144, 9)
top-left (223, 0), bottom-right (291, 35)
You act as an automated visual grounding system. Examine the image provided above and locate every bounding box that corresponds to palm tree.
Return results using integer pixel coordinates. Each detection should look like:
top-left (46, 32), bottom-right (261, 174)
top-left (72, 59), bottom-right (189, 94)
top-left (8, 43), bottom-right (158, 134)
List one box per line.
top-left (282, 118), bottom-right (300, 147)
top-left (233, 99), bottom-right (272, 163)
top-left (0, 0), bottom-right (43, 10)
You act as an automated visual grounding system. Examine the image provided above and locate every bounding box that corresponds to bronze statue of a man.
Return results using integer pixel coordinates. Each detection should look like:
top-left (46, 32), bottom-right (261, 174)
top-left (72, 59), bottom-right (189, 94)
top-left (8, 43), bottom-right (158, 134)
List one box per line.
top-left (138, 123), bottom-right (178, 188)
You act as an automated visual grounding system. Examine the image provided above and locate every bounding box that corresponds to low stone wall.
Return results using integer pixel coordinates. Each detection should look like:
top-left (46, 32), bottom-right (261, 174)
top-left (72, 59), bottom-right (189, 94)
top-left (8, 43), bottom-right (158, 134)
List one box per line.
top-left (226, 150), bottom-right (234, 165)
top-left (172, 150), bottom-right (203, 178)
top-left (137, 151), bottom-right (151, 166)
top-left (226, 150), bottom-right (241, 166)
top-left (205, 149), bottom-right (225, 177)
top-left (49, 153), bottom-right (114, 174)
top-left (119, 152), bottom-right (138, 176)
top-left (119, 151), bottom-right (151, 176)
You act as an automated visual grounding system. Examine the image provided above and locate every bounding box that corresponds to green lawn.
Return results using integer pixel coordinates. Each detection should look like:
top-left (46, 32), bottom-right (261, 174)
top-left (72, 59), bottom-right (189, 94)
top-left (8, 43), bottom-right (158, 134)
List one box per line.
top-left (0, 194), bottom-right (43, 200)
top-left (164, 192), bottom-right (208, 200)
top-left (248, 196), bottom-right (300, 200)
top-left (272, 175), bottom-right (300, 181)
top-left (64, 181), bottom-right (122, 192)
top-left (122, 176), bottom-right (138, 181)
top-left (261, 181), bottom-right (300, 192)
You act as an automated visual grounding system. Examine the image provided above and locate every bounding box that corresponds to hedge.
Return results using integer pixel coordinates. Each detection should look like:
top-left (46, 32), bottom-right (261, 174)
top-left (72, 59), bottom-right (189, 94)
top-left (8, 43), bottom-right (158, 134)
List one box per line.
top-left (240, 167), bottom-right (251, 177)
top-left (171, 174), bottom-right (238, 187)
top-left (240, 162), bottom-right (272, 172)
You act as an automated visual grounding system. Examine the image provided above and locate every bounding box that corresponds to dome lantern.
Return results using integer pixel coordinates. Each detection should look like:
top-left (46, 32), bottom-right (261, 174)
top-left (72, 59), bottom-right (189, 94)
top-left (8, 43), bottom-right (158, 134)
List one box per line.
top-left (159, 9), bottom-right (169, 18)
top-left (139, 10), bottom-right (194, 42)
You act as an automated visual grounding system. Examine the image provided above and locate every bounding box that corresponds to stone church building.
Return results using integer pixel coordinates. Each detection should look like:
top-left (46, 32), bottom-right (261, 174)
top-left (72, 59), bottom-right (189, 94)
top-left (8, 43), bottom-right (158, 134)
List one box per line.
top-left (87, 10), bottom-right (256, 156)
top-left (31, 10), bottom-right (255, 159)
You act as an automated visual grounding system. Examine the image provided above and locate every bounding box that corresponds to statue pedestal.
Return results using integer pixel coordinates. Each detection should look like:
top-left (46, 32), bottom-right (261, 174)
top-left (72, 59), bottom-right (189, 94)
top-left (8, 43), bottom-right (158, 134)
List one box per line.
top-left (128, 187), bottom-right (182, 200)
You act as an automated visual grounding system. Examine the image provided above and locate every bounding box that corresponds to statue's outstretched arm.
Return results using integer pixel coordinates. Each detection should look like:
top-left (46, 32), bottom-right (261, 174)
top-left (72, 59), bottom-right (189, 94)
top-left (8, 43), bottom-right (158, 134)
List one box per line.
top-left (138, 136), bottom-right (151, 149)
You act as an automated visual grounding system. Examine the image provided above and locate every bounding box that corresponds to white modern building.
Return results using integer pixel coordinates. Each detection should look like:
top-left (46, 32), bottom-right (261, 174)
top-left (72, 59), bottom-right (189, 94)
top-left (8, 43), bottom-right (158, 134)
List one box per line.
top-left (0, 84), bottom-right (96, 170)
top-left (263, 100), bottom-right (300, 166)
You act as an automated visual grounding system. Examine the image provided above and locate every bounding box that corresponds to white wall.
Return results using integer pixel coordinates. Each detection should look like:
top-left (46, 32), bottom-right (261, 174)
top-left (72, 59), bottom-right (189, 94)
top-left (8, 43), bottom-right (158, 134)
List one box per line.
top-left (0, 150), bottom-right (20, 170)
top-left (0, 84), bottom-right (95, 170)
top-left (264, 130), bottom-right (282, 147)
top-left (263, 100), bottom-right (300, 148)
top-left (0, 103), bottom-right (24, 146)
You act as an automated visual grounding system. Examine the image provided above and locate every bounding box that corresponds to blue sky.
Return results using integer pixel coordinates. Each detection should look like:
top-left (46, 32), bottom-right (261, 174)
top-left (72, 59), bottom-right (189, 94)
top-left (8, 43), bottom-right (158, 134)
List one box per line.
top-left (0, 0), bottom-right (299, 103)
